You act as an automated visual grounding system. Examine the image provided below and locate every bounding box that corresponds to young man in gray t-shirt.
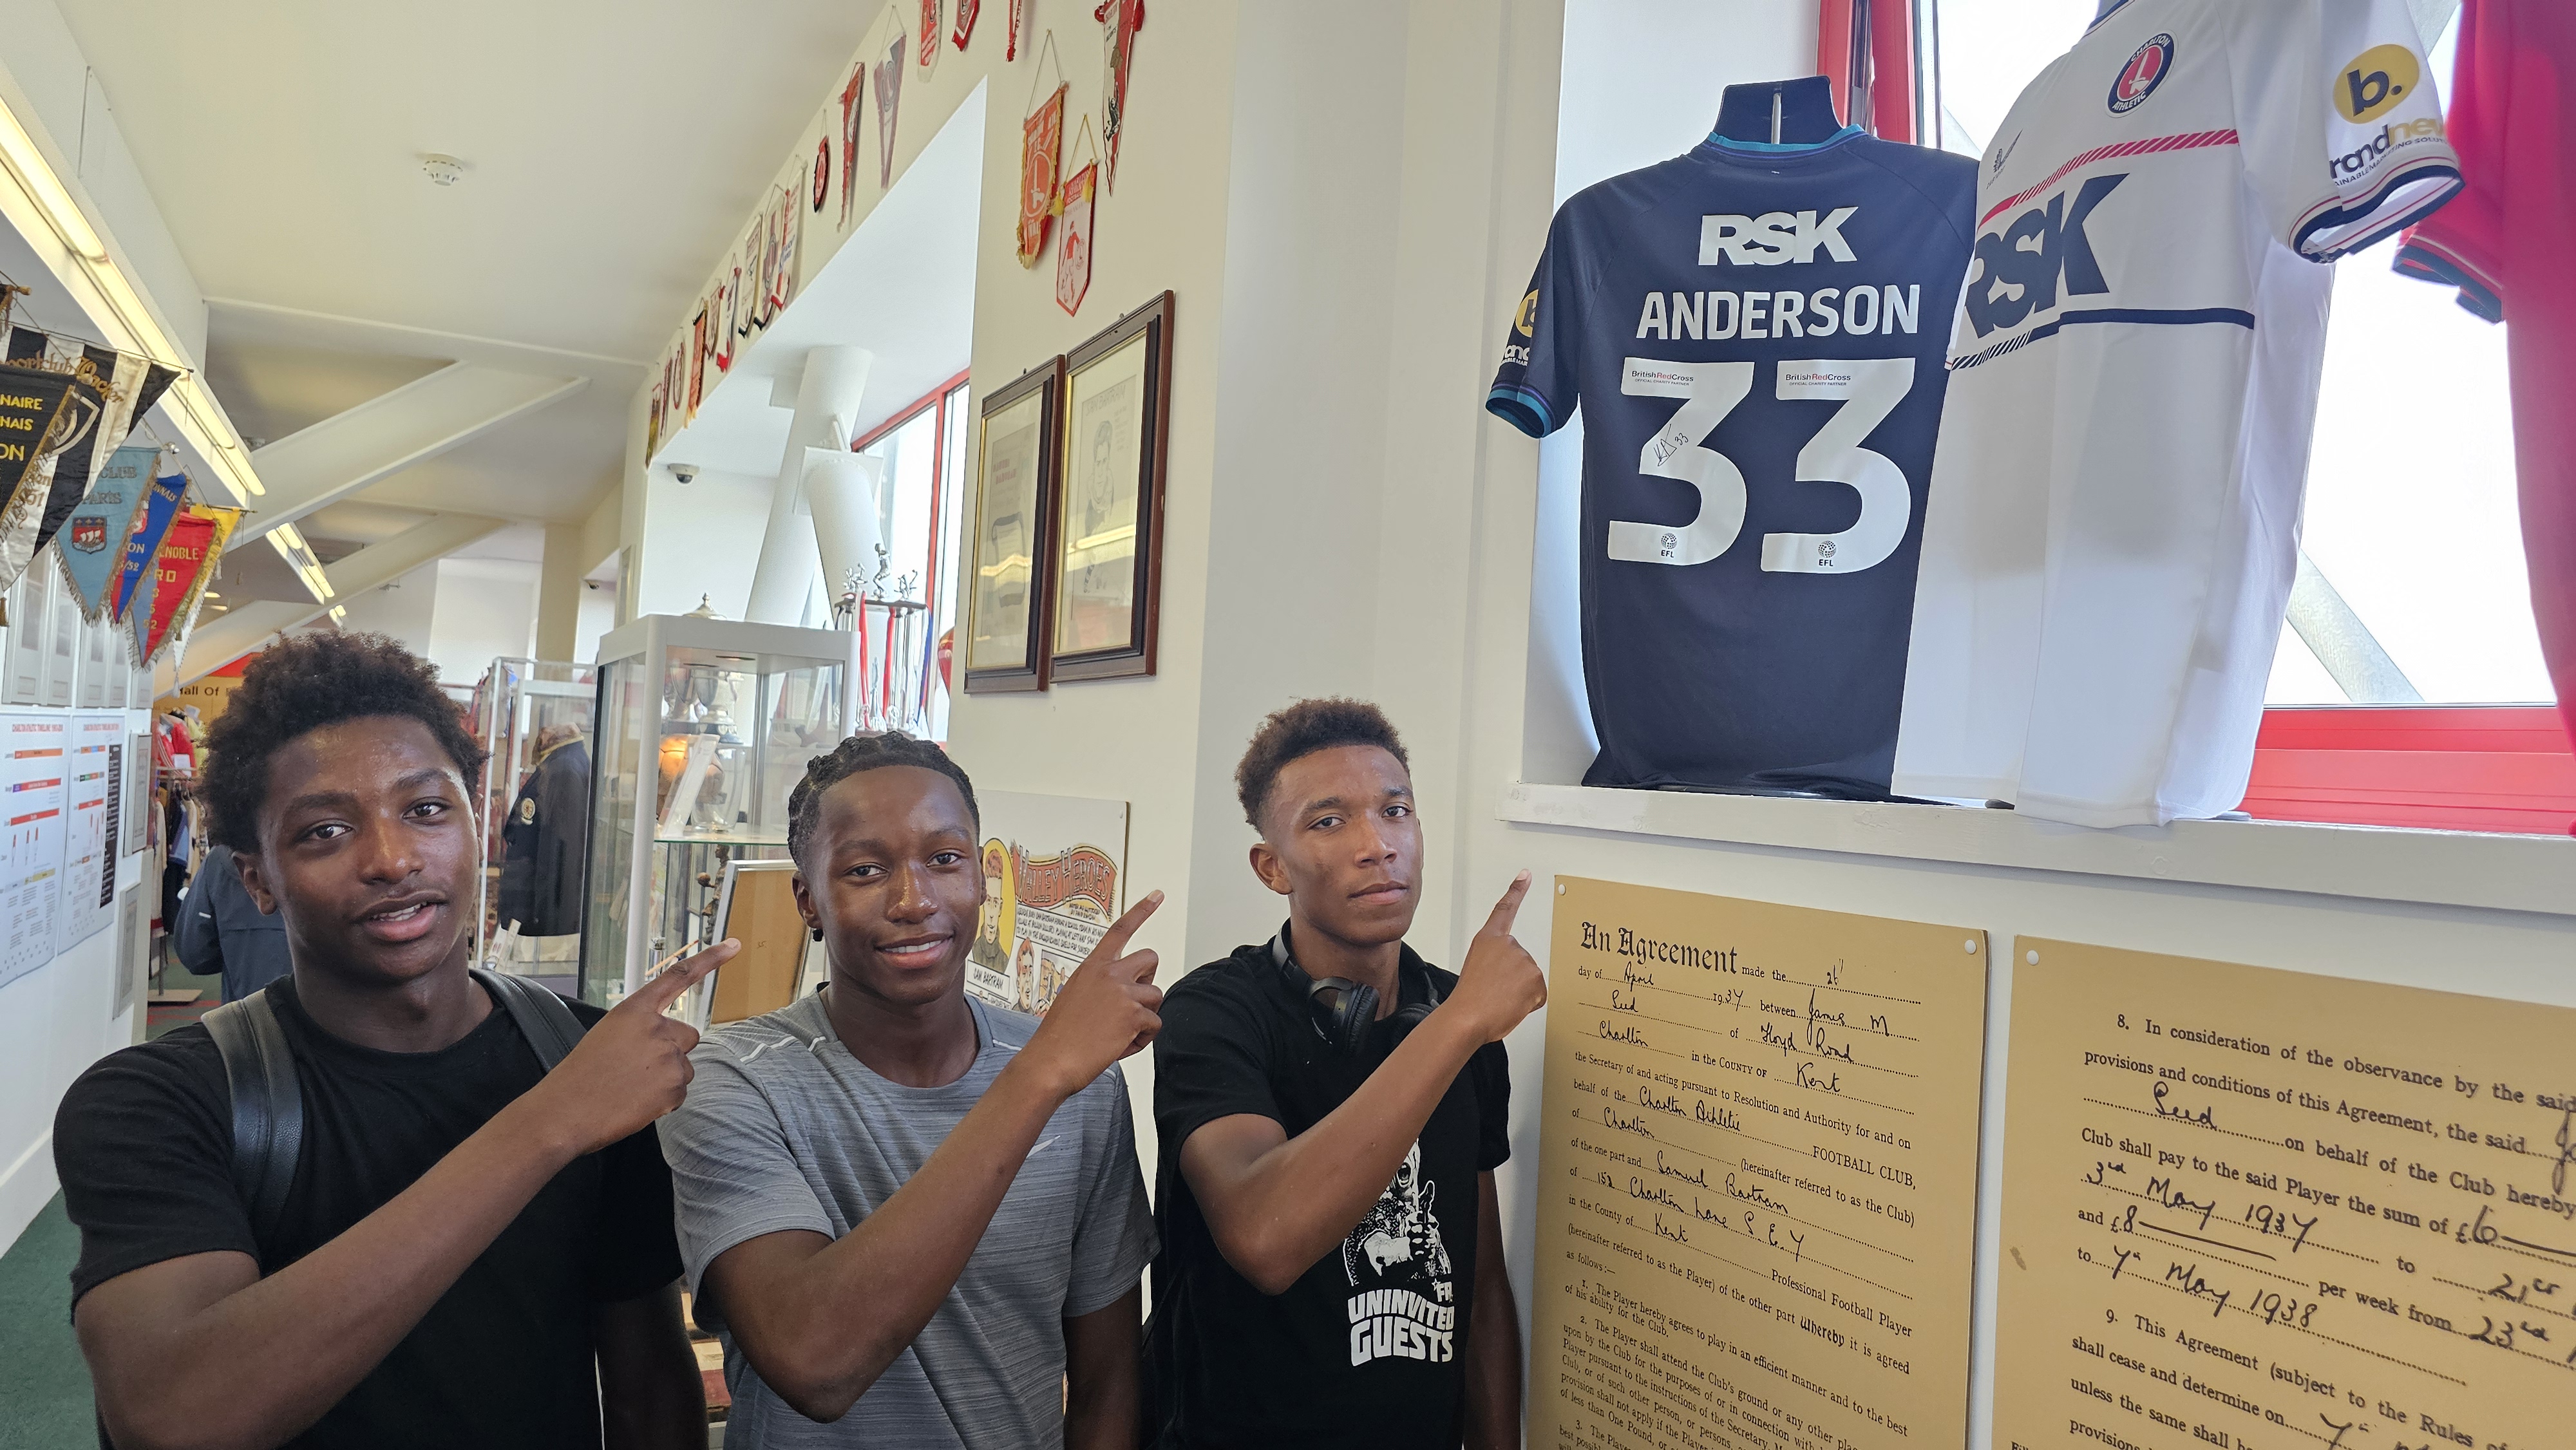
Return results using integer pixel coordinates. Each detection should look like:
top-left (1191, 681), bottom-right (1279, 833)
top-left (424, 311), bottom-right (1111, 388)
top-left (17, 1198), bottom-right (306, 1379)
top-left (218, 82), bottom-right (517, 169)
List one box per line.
top-left (659, 734), bottom-right (1164, 1448)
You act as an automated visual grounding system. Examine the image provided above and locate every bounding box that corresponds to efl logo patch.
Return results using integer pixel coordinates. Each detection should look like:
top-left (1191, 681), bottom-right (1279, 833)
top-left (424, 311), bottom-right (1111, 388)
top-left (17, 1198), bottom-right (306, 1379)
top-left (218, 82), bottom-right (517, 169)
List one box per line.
top-left (2107, 34), bottom-right (2175, 114)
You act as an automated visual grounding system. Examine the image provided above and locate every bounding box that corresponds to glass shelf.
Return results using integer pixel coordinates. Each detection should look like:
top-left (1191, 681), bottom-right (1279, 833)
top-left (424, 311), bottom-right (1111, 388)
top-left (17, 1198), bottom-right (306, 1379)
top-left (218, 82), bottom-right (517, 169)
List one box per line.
top-left (580, 614), bottom-right (855, 1006)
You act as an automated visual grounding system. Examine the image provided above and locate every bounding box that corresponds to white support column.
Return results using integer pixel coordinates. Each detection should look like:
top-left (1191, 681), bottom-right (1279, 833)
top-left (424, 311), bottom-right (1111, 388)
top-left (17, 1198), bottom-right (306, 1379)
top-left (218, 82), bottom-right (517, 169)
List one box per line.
top-left (744, 346), bottom-right (872, 625)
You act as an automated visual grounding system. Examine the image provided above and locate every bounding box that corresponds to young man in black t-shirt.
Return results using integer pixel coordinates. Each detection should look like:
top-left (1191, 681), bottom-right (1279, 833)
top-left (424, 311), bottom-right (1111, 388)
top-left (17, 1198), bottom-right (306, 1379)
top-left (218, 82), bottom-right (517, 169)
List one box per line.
top-left (1146, 699), bottom-right (1546, 1449)
top-left (54, 634), bottom-right (726, 1450)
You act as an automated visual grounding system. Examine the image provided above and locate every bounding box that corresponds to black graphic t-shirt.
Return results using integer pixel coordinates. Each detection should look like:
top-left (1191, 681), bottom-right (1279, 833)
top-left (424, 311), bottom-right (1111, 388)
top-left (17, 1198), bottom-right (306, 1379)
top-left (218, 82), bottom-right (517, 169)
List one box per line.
top-left (1146, 938), bottom-right (1511, 1449)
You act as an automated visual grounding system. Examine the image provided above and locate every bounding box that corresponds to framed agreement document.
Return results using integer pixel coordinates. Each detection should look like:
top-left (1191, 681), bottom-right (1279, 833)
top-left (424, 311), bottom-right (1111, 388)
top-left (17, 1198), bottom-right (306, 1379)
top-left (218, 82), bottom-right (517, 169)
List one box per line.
top-left (1049, 290), bottom-right (1172, 681)
top-left (965, 356), bottom-right (1063, 693)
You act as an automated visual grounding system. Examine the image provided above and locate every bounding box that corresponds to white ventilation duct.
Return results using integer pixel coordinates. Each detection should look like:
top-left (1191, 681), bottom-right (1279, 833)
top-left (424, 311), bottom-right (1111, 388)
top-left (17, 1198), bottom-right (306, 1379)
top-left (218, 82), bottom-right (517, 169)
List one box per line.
top-left (802, 447), bottom-right (886, 608)
top-left (744, 346), bottom-right (872, 624)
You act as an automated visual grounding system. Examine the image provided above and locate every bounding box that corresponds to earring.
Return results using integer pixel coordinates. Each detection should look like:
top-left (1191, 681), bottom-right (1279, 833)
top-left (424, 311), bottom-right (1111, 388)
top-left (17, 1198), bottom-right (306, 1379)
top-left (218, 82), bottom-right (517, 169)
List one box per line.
top-left (810, 927), bottom-right (824, 942)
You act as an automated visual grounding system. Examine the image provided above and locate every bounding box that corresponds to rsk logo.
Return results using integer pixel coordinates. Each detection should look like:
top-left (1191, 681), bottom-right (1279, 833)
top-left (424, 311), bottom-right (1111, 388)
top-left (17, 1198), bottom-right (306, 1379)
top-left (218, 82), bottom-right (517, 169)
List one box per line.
top-left (1963, 174), bottom-right (2124, 337)
top-left (2336, 44), bottom-right (2420, 124)
top-left (1700, 208), bottom-right (1859, 266)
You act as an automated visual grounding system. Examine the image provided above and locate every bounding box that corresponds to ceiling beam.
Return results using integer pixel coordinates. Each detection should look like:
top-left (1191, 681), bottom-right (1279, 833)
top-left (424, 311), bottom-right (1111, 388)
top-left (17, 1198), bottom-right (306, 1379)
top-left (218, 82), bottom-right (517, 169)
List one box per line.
top-left (234, 363), bottom-right (588, 545)
top-left (175, 513), bottom-right (507, 684)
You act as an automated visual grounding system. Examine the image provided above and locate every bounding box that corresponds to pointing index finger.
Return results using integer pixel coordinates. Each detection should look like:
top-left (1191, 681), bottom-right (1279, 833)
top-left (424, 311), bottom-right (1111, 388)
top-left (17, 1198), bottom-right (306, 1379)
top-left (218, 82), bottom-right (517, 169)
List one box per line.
top-left (1089, 890), bottom-right (1164, 967)
top-left (636, 937), bottom-right (739, 1010)
top-left (1482, 872), bottom-right (1534, 937)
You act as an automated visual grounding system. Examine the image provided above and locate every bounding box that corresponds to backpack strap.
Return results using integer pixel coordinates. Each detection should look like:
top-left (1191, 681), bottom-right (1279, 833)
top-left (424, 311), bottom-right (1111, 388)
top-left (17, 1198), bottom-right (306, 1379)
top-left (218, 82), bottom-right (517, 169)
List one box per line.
top-left (471, 968), bottom-right (587, 1071)
top-left (202, 987), bottom-right (302, 1229)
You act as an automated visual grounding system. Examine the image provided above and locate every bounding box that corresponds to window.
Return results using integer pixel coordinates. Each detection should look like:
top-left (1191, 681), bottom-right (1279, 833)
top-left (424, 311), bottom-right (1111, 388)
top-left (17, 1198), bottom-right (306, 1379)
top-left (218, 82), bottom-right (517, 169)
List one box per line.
top-left (853, 372), bottom-right (972, 739)
top-left (1930, 0), bottom-right (2569, 833)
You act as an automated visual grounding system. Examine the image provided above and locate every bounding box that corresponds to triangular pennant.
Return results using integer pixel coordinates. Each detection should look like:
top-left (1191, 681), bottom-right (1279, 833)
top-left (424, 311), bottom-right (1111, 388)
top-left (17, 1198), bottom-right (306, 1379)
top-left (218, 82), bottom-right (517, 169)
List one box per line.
top-left (875, 31), bottom-right (906, 189)
top-left (129, 363), bottom-right (178, 425)
top-left (135, 503), bottom-right (236, 666)
top-left (0, 362), bottom-right (83, 527)
top-left (111, 460), bottom-right (187, 623)
top-left (57, 445), bottom-right (153, 619)
top-left (33, 345), bottom-right (122, 559)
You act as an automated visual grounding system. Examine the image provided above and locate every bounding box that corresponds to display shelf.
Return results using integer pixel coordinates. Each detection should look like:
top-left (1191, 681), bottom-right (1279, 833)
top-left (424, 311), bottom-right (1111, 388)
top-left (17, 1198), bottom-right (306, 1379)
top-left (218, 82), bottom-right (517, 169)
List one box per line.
top-left (1495, 780), bottom-right (2576, 919)
top-left (581, 614), bottom-right (856, 1006)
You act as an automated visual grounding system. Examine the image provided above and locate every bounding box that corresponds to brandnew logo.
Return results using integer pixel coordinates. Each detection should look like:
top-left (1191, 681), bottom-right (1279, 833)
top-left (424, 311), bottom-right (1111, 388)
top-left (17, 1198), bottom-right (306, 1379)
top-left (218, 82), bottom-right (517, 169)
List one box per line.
top-left (1700, 208), bottom-right (1859, 266)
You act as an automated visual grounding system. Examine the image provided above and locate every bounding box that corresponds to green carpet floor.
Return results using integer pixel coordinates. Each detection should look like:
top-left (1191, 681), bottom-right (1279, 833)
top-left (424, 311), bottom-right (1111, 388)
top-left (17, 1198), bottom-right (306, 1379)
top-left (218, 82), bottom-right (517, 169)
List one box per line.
top-left (0, 959), bottom-right (220, 1447)
top-left (0, 1196), bottom-right (95, 1449)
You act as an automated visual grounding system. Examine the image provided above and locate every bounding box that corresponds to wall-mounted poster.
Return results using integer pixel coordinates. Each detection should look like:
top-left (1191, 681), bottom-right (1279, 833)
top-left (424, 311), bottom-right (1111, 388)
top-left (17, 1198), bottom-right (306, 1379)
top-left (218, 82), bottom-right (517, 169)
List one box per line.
top-left (1530, 878), bottom-right (1993, 1450)
top-left (1049, 291), bottom-right (1171, 681)
top-left (1994, 937), bottom-right (2576, 1450)
top-left (57, 710), bottom-right (119, 952)
top-left (0, 710), bottom-right (68, 989)
top-left (961, 789), bottom-right (1127, 1017)
top-left (965, 357), bottom-right (1063, 693)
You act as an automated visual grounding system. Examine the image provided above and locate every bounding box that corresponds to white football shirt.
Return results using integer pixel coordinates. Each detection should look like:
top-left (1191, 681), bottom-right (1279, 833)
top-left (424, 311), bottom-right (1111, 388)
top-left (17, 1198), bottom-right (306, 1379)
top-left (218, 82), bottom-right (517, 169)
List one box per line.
top-left (1892, 0), bottom-right (2461, 826)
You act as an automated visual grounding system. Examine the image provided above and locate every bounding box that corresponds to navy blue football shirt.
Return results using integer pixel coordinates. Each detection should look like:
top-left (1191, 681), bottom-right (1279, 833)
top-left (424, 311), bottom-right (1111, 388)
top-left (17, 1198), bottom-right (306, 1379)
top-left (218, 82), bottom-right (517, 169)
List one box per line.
top-left (1490, 127), bottom-right (1975, 795)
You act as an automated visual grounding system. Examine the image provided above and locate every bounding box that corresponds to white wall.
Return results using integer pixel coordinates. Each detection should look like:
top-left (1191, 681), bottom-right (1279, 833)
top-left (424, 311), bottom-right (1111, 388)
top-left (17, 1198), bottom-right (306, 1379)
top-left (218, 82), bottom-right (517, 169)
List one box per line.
top-left (636, 467), bottom-right (773, 621)
top-left (317, 561), bottom-right (439, 655)
top-left (427, 556), bottom-right (539, 686)
top-left (574, 579), bottom-right (615, 664)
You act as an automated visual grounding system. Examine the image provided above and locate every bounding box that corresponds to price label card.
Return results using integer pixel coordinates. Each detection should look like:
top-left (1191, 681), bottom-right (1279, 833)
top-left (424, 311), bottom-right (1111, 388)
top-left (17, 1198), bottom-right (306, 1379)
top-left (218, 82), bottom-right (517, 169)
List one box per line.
top-left (1531, 878), bottom-right (1992, 1450)
top-left (1996, 939), bottom-right (2576, 1450)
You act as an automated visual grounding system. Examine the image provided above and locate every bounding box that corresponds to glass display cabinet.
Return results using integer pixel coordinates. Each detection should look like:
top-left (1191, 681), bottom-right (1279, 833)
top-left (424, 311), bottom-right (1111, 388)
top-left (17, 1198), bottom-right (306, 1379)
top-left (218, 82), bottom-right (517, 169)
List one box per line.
top-left (472, 658), bottom-right (598, 989)
top-left (579, 614), bottom-right (855, 1007)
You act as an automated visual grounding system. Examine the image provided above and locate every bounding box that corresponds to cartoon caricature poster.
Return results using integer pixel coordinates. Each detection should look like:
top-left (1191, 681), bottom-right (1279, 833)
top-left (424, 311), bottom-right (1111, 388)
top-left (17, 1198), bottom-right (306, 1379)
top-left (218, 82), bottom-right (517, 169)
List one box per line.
top-left (962, 789), bottom-right (1127, 1017)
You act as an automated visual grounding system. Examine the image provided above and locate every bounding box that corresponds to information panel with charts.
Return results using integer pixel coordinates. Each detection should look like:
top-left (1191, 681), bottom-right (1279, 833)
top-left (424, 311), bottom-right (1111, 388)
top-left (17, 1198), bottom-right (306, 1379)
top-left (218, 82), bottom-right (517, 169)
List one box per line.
top-left (1531, 878), bottom-right (1992, 1450)
top-left (1995, 939), bottom-right (2576, 1450)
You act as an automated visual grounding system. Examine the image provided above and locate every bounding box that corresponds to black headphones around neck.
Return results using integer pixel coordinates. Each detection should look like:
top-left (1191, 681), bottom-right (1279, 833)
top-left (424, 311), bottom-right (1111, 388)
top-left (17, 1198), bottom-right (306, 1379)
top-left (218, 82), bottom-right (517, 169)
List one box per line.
top-left (1273, 924), bottom-right (1443, 1059)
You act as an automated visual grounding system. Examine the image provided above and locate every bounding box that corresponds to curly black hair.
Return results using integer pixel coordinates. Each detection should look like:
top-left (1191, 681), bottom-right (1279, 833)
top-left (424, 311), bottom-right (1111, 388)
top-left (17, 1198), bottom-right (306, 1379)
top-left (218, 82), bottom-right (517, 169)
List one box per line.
top-left (786, 731), bottom-right (980, 869)
top-left (198, 632), bottom-right (489, 855)
top-left (1234, 697), bottom-right (1410, 833)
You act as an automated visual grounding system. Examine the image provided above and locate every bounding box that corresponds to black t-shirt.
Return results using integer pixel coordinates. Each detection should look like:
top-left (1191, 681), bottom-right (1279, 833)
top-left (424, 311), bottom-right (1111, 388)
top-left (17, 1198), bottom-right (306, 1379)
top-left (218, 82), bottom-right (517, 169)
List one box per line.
top-left (1146, 939), bottom-right (1511, 1450)
top-left (53, 976), bottom-right (681, 1450)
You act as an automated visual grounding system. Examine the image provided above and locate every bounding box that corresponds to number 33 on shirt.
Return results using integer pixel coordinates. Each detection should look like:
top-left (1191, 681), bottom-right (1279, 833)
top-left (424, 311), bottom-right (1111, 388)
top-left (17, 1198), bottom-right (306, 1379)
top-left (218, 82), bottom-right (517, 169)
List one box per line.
top-left (1487, 126), bottom-right (1976, 797)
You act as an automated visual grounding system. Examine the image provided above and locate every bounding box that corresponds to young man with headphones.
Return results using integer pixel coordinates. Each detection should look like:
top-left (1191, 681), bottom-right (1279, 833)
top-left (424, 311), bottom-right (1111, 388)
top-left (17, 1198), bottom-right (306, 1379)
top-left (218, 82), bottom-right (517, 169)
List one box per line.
top-left (1145, 699), bottom-right (1546, 1450)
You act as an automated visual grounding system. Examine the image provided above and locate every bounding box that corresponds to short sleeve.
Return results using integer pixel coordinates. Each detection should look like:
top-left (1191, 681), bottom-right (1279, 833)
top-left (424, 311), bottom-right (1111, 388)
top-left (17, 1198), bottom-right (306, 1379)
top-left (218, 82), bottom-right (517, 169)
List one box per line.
top-left (1151, 974), bottom-right (1283, 1160)
top-left (55, 1039), bottom-right (254, 1306)
top-left (2231, 0), bottom-right (2461, 260)
top-left (585, 1122), bottom-right (685, 1303)
top-left (1063, 1066), bottom-right (1159, 1318)
top-left (1485, 211), bottom-right (1587, 437)
top-left (656, 1048), bottom-right (834, 1305)
top-left (1470, 1042), bottom-right (1512, 1172)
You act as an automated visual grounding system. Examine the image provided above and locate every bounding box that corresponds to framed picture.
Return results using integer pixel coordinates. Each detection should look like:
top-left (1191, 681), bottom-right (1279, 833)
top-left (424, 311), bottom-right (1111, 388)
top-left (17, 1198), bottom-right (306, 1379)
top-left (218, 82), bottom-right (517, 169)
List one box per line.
top-left (964, 356), bottom-right (1065, 693)
top-left (1048, 290), bottom-right (1173, 681)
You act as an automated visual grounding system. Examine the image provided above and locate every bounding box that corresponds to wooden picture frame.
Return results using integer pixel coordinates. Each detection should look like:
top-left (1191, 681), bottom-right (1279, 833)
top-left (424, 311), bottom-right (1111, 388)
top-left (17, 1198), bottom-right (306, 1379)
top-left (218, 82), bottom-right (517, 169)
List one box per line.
top-left (963, 355), bottom-right (1065, 693)
top-left (1046, 290), bottom-right (1173, 682)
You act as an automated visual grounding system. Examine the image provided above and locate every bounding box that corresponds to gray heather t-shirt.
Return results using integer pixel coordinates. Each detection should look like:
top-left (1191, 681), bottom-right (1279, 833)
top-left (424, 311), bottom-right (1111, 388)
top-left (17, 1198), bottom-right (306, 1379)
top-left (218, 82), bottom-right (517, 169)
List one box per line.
top-left (659, 992), bottom-right (1156, 1449)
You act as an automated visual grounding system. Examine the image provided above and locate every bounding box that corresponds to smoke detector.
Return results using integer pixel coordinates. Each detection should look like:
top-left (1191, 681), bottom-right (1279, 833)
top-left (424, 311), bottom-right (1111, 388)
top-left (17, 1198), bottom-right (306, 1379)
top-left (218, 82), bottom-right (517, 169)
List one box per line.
top-left (421, 153), bottom-right (466, 187)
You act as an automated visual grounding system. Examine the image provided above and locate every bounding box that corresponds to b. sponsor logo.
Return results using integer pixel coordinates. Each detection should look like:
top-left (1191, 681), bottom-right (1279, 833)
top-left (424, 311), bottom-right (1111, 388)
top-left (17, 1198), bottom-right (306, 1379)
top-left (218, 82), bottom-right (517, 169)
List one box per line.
top-left (1700, 208), bottom-right (1859, 266)
top-left (1514, 288), bottom-right (1539, 337)
top-left (2107, 34), bottom-right (2175, 114)
top-left (2336, 44), bottom-right (2420, 124)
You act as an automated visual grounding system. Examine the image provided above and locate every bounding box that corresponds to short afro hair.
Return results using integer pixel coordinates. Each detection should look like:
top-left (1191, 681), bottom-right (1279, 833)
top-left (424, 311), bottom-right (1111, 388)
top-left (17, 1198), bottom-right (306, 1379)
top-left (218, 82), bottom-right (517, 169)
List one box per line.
top-left (1234, 697), bottom-right (1410, 833)
top-left (786, 731), bottom-right (980, 869)
top-left (199, 632), bottom-right (489, 855)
